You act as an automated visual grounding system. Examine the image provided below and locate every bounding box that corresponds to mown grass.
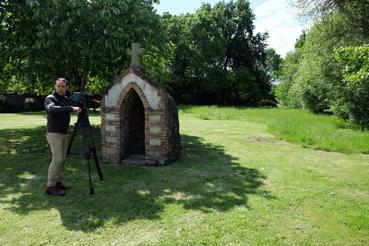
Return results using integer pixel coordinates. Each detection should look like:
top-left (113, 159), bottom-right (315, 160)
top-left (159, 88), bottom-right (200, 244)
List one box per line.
top-left (0, 107), bottom-right (368, 245)
top-left (181, 106), bottom-right (369, 154)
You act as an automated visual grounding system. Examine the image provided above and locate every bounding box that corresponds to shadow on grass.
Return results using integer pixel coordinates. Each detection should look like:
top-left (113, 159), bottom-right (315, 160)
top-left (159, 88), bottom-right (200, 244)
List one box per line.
top-left (17, 110), bottom-right (100, 116)
top-left (0, 126), bottom-right (273, 232)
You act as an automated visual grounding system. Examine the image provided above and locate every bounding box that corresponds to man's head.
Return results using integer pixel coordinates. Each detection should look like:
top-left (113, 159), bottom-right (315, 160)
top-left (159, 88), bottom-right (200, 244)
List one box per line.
top-left (55, 78), bottom-right (68, 96)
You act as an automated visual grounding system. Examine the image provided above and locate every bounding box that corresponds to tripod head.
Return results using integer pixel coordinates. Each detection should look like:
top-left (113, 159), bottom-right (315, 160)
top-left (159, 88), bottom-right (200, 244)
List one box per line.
top-left (76, 107), bottom-right (91, 127)
top-left (71, 91), bottom-right (101, 128)
top-left (71, 92), bottom-right (101, 110)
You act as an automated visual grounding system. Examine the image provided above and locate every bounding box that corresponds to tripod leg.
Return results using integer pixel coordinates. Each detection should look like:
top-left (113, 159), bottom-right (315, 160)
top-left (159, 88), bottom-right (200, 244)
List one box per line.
top-left (64, 118), bottom-right (80, 166)
top-left (81, 127), bottom-right (94, 195)
top-left (88, 128), bottom-right (104, 180)
top-left (87, 159), bottom-right (94, 195)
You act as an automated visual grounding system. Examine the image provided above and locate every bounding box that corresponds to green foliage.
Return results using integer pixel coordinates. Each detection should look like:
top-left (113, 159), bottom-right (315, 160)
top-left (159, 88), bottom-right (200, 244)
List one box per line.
top-left (294, 0), bottom-right (369, 30)
top-left (1, 0), bottom-right (277, 105)
top-left (0, 0), bottom-right (162, 94)
top-left (265, 48), bottom-right (282, 82)
top-left (291, 14), bottom-right (356, 113)
top-left (275, 32), bottom-right (305, 108)
top-left (3, 0), bottom-right (369, 115)
top-left (334, 46), bottom-right (369, 125)
top-left (163, 0), bottom-right (274, 106)
top-left (279, 0), bottom-right (369, 117)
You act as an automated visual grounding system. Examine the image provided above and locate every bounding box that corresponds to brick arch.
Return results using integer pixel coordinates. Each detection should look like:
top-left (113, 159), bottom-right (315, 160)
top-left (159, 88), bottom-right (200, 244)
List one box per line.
top-left (101, 71), bottom-right (180, 165)
top-left (116, 82), bottom-right (151, 112)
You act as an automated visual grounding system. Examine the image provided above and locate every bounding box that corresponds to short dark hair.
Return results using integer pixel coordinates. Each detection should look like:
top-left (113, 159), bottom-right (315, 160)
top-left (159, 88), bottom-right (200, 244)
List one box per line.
top-left (55, 78), bottom-right (68, 85)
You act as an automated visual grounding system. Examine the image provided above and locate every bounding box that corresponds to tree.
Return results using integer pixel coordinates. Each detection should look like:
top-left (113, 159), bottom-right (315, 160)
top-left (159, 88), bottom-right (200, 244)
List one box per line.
top-left (275, 31), bottom-right (306, 107)
top-left (334, 46), bottom-right (369, 125)
top-left (278, 1), bottom-right (369, 114)
top-left (294, 0), bottom-right (369, 41)
top-left (265, 48), bottom-right (282, 82)
top-left (165, 0), bottom-right (273, 105)
top-left (0, 0), bottom-right (162, 94)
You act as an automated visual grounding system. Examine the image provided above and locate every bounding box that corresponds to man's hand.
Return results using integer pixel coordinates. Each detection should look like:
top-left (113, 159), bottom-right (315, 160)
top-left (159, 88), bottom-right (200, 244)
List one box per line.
top-left (72, 107), bottom-right (82, 114)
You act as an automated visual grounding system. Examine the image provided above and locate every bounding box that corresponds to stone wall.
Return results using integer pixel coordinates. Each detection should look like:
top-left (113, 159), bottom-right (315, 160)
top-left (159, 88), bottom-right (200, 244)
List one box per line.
top-left (100, 68), bottom-right (180, 165)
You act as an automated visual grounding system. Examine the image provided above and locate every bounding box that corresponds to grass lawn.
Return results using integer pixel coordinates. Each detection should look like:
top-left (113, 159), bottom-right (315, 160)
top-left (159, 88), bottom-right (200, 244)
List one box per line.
top-left (0, 107), bottom-right (368, 245)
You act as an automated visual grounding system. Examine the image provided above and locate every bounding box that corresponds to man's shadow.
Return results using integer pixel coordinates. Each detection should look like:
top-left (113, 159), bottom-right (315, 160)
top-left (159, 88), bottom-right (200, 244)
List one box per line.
top-left (0, 126), bottom-right (274, 232)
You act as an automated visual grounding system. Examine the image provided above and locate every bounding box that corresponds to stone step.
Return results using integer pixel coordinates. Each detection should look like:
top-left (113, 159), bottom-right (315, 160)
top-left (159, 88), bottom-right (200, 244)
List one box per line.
top-left (121, 155), bottom-right (146, 165)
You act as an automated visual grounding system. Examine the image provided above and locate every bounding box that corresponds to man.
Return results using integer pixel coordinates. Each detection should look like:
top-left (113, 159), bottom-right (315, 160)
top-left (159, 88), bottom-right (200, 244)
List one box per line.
top-left (45, 78), bottom-right (81, 196)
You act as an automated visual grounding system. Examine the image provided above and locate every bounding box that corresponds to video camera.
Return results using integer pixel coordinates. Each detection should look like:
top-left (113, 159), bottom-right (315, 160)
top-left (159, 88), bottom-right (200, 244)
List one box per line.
top-left (71, 92), bottom-right (102, 109)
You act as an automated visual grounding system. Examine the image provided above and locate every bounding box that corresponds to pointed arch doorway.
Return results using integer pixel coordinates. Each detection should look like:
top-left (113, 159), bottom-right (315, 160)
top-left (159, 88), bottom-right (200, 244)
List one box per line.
top-left (120, 88), bottom-right (145, 161)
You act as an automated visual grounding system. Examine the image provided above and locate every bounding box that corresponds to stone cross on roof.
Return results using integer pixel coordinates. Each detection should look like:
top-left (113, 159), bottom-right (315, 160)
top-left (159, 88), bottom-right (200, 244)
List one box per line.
top-left (127, 43), bottom-right (145, 69)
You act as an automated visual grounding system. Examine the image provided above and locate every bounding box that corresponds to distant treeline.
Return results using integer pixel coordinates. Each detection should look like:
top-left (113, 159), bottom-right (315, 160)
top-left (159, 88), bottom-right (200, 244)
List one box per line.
top-left (0, 93), bottom-right (44, 113)
top-left (276, 0), bottom-right (369, 125)
top-left (0, 0), bottom-right (281, 107)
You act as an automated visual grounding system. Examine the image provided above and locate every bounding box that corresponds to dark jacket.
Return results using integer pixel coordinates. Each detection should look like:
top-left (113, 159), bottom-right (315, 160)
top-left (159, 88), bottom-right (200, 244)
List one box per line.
top-left (45, 92), bottom-right (73, 134)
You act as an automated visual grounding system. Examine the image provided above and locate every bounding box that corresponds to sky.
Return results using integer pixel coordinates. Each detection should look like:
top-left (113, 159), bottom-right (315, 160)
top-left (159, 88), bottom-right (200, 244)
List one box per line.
top-left (154, 0), bottom-right (306, 57)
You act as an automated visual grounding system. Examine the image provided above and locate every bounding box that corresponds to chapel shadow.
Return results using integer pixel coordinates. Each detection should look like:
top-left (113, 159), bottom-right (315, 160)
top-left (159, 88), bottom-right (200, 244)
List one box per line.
top-left (0, 126), bottom-right (273, 232)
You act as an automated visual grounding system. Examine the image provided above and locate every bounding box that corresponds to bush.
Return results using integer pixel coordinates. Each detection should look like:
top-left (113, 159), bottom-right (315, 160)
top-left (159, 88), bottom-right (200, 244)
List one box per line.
top-left (335, 46), bottom-right (369, 125)
top-left (0, 93), bottom-right (45, 113)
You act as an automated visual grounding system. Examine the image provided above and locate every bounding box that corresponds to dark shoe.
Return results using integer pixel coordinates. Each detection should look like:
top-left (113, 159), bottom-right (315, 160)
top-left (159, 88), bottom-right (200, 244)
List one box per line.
top-left (56, 182), bottom-right (71, 190)
top-left (45, 186), bottom-right (66, 196)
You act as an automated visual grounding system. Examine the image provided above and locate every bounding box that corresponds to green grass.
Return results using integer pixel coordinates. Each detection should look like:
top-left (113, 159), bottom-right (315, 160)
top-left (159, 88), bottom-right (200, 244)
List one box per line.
top-left (181, 106), bottom-right (369, 154)
top-left (0, 107), bottom-right (368, 245)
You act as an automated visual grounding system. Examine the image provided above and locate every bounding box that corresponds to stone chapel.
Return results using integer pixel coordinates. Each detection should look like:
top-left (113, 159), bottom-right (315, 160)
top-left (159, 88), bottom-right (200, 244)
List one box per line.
top-left (100, 43), bottom-right (180, 165)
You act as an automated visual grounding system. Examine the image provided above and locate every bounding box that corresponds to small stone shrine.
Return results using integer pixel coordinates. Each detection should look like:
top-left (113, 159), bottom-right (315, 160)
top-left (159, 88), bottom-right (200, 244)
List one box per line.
top-left (100, 43), bottom-right (180, 165)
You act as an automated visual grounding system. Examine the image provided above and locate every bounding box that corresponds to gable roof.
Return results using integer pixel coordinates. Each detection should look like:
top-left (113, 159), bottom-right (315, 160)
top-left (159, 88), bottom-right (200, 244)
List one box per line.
top-left (101, 68), bottom-right (161, 96)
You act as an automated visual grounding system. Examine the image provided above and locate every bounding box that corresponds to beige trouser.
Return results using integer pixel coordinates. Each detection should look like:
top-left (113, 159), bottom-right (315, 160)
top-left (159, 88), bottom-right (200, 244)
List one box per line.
top-left (46, 132), bottom-right (68, 187)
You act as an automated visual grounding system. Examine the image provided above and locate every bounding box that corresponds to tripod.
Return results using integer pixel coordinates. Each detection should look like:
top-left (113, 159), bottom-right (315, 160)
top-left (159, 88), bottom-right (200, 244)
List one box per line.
top-left (64, 108), bottom-right (103, 195)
